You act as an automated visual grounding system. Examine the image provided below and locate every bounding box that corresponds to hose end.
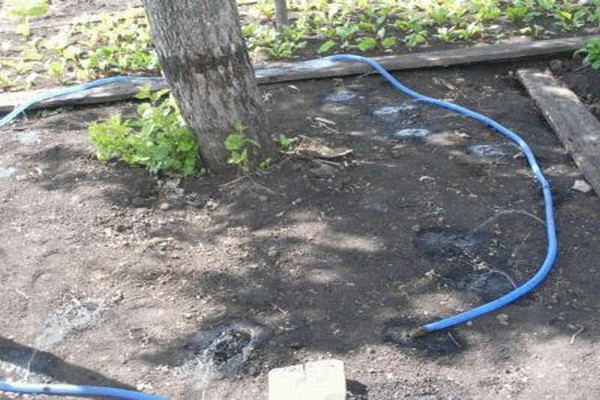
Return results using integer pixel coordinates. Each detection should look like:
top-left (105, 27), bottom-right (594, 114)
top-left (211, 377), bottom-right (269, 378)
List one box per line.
top-left (410, 327), bottom-right (428, 339)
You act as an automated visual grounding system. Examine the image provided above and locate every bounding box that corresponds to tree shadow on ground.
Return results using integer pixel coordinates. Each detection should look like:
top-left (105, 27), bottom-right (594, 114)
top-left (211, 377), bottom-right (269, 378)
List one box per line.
top-left (0, 336), bottom-right (137, 390)
top-left (5, 64), bottom-right (600, 398)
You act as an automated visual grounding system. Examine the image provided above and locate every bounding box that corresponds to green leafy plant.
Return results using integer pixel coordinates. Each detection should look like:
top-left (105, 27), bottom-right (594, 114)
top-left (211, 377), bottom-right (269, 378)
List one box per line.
top-left (317, 39), bottom-right (337, 54)
top-left (89, 86), bottom-right (200, 177)
top-left (575, 38), bottom-right (600, 70)
top-left (3, 0), bottom-right (48, 18)
top-left (4, 0), bottom-right (600, 91)
top-left (357, 37), bottom-right (378, 51)
top-left (506, 5), bottom-right (530, 22)
top-left (224, 123), bottom-right (260, 172)
top-left (275, 134), bottom-right (293, 151)
top-left (553, 9), bottom-right (587, 31)
top-left (405, 32), bottom-right (427, 49)
top-left (454, 22), bottom-right (483, 41)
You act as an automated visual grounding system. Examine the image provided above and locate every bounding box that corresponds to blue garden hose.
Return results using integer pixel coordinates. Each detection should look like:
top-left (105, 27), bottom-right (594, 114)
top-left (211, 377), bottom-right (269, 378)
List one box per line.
top-left (0, 56), bottom-right (558, 398)
top-left (326, 54), bottom-right (558, 337)
top-left (0, 381), bottom-right (166, 399)
top-left (0, 76), bottom-right (165, 128)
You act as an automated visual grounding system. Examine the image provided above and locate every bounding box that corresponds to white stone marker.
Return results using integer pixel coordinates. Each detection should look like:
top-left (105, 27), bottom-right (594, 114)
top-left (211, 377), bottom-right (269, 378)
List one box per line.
top-left (268, 359), bottom-right (346, 400)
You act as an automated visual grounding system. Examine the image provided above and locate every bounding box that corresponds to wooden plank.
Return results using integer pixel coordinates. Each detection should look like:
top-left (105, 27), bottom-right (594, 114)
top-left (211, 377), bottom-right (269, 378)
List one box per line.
top-left (255, 35), bottom-right (599, 84)
top-left (517, 68), bottom-right (600, 195)
top-left (1, 35), bottom-right (598, 115)
top-left (268, 359), bottom-right (346, 400)
top-left (0, 80), bottom-right (168, 114)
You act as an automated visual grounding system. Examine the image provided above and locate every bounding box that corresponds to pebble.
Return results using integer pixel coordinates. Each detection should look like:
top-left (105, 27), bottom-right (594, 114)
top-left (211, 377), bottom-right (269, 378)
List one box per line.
top-left (392, 128), bottom-right (431, 139)
top-left (206, 199), bottom-right (219, 210)
top-left (497, 314), bottom-right (509, 326)
top-left (572, 179), bottom-right (593, 193)
top-left (159, 202), bottom-right (172, 211)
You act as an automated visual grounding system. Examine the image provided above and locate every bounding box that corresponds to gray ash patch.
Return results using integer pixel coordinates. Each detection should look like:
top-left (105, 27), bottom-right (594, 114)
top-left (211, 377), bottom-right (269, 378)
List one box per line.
top-left (12, 131), bottom-right (42, 146)
top-left (35, 299), bottom-right (105, 349)
top-left (414, 227), bottom-right (488, 260)
top-left (451, 269), bottom-right (516, 303)
top-left (468, 144), bottom-right (515, 158)
top-left (324, 90), bottom-right (359, 103)
top-left (373, 102), bottom-right (419, 121)
top-left (391, 128), bottom-right (432, 139)
top-left (177, 319), bottom-right (269, 384)
top-left (0, 165), bottom-right (19, 179)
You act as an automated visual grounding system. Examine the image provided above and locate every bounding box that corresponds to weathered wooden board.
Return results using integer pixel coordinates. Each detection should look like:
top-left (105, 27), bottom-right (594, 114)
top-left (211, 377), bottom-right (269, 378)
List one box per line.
top-left (518, 68), bottom-right (600, 196)
top-left (255, 35), bottom-right (599, 84)
top-left (1, 35), bottom-right (598, 115)
top-left (268, 359), bottom-right (346, 400)
top-left (0, 80), bottom-right (169, 114)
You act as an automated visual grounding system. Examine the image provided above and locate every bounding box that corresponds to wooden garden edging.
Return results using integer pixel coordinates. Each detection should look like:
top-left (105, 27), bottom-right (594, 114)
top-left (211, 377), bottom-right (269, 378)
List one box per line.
top-left (518, 68), bottom-right (600, 196)
top-left (1, 35), bottom-right (598, 115)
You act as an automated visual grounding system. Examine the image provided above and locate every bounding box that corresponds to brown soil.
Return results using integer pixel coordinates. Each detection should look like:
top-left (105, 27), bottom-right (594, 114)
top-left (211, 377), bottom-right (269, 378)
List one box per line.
top-left (2, 61), bottom-right (600, 399)
top-left (553, 58), bottom-right (600, 120)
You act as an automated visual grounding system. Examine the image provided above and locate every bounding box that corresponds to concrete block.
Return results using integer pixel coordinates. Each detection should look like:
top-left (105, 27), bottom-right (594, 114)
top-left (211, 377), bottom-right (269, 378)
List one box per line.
top-left (268, 359), bottom-right (346, 400)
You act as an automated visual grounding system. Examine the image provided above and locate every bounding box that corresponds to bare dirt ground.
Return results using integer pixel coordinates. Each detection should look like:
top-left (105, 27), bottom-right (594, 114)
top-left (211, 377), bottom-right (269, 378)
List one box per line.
top-left (2, 59), bottom-right (600, 399)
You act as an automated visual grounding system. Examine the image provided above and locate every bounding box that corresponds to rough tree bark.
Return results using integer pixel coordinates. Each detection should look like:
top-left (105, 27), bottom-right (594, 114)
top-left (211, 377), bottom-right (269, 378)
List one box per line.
top-left (142, 0), bottom-right (277, 172)
top-left (274, 0), bottom-right (289, 29)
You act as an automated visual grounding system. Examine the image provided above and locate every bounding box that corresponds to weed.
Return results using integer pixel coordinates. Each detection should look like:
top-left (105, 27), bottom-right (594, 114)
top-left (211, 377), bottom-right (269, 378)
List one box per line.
top-left (2, 0), bottom-right (48, 19)
top-left (506, 5), bottom-right (530, 23)
top-left (575, 38), bottom-right (600, 70)
top-left (89, 85), bottom-right (200, 177)
top-left (275, 134), bottom-right (293, 151)
top-left (224, 123), bottom-right (261, 172)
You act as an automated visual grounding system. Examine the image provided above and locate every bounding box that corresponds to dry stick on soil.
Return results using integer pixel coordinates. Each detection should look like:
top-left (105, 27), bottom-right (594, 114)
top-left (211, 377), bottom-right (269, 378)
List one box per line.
top-left (518, 68), bottom-right (600, 196)
top-left (570, 325), bottom-right (585, 344)
top-left (2, 35), bottom-right (599, 114)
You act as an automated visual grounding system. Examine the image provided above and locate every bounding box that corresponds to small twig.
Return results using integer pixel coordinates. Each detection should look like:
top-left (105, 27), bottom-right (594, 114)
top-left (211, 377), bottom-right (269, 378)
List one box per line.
top-left (271, 303), bottom-right (288, 315)
top-left (248, 176), bottom-right (280, 196)
top-left (507, 230), bottom-right (533, 269)
top-left (24, 349), bottom-right (37, 380)
top-left (220, 174), bottom-right (250, 188)
top-left (572, 65), bottom-right (588, 73)
top-left (471, 209), bottom-right (545, 233)
top-left (570, 325), bottom-right (585, 344)
top-left (447, 332), bottom-right (462, 348)
top-left (15, 288), bottom-right (30, 300)
top-left (487, 268), bottom-right (518, 289)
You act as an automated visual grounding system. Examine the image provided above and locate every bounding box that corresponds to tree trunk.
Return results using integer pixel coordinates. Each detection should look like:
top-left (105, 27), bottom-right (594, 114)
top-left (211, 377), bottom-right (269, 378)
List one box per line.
top-left (274, 0), bottom-right (289, 29)
top-left (142, 0), bottom-right (277, 172)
